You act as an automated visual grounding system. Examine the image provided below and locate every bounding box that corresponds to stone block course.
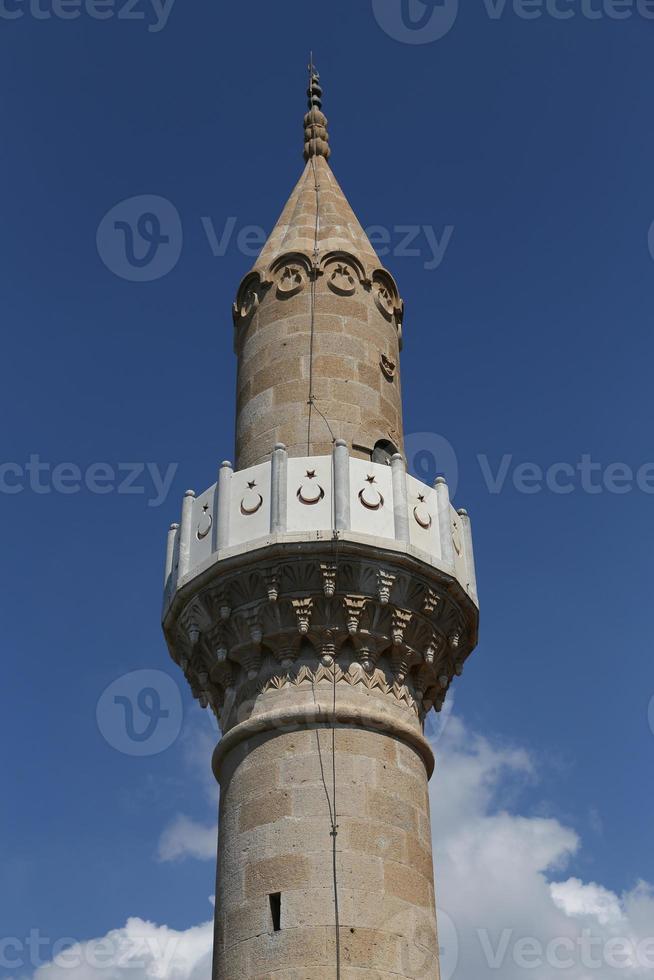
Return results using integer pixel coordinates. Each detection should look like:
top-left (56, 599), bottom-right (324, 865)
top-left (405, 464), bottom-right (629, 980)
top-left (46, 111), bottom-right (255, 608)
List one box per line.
top-left (383, 860), bottom-right (434, 908)
top-left (245, 854), bottom-right (312, 899)
top-left (235, 275), bottom-right (402, 468)
top-left (248, 927), bottom-right (328, 973)
top-left (366, 787), bottom-right (420, 835)
top-left (238, 790), bottom-right (293, 833)
top-left (347, 819), bottom-right (408, 864)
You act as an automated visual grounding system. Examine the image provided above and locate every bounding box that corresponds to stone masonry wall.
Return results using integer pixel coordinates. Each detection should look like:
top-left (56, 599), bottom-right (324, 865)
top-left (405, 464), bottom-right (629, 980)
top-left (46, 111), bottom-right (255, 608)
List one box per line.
top-left (234, 267), bottom-right (404, 471)
top-left (212, 724), bottom-right (440, 980)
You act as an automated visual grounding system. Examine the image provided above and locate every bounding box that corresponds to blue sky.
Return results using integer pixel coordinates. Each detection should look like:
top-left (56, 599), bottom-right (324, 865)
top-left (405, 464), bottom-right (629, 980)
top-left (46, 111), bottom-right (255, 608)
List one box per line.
top-left (1, 1), bottom-right (653, 977)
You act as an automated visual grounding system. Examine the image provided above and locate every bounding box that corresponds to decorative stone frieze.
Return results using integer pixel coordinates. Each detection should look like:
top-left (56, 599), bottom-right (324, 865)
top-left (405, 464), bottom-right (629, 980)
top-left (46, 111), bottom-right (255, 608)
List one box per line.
top-left (164, 545), bottom-right (476, 735)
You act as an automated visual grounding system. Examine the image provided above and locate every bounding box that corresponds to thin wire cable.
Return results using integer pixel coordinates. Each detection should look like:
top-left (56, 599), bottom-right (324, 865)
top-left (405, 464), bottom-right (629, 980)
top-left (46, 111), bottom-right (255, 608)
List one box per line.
top-left (330, 662), bottom-right (340, 980)
top-left (307, 151), bottom-right (320, 455)
top-left (307, 59), bottom-right (341, 978)
top-left (310, 396), bottom-right (337, 443)
top-left (310, 667), bottom-right (340, 980)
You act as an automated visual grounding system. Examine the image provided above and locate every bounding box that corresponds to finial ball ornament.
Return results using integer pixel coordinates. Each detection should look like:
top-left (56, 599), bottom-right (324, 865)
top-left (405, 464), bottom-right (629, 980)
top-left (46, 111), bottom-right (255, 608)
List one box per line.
top-left (304, 67), bottom-right (331, 162)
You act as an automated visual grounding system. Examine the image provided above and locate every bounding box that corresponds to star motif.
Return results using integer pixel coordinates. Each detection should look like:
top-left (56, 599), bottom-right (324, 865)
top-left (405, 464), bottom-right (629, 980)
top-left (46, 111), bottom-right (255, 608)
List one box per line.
top-left (247, 480), bottom-right (257, 490)
top-left (306, 470), bottom-right (316, 479)
top-left (366, 475), bottom-right (376, 484)
top-left (417, 494), bottom-right (425, 504)
top-left (203, 503), bottom-right (209, 513)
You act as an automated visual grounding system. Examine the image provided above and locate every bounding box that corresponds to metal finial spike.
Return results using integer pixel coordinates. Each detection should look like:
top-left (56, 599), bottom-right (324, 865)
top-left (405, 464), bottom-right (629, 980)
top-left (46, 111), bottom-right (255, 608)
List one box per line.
top-left (303, 61), bottom-right (330, 163)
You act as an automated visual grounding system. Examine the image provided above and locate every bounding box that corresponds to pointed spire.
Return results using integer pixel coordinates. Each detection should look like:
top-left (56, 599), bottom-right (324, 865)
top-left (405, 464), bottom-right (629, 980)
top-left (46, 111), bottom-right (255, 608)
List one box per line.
top-left (304, 59), bottom-right (330, 162)
top-left (251, 60), bottom-right (386, 275)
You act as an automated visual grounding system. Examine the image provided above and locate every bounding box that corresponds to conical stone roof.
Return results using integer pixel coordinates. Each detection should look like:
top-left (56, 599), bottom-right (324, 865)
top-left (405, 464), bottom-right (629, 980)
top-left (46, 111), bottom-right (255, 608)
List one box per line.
top-left (253, 154), bottom-right (382, 277)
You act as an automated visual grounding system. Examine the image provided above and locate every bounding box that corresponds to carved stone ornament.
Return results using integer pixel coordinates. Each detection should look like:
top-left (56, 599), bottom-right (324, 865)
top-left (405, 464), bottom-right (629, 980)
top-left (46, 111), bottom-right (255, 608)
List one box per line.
top-left (423, 588), bottom-right (441, 617)
top-left (277, 264), bottom-right (305, 297)
top-left (372, 270), bottom-right (401, 323)
top-left (374, 284), bottom-right (394, 321)
top-left (164, 551), bottom-right (476, 735)
top-left (297, 470), bottom-right (325, 505)
top-left (377, 570), bottom-right (395, 605)
top-left (380, 353), bottom-right (396, 381)
top-left (240, 480), bottom-right (263, 516)
top-left (359, 474), bottom-right (384, 511)
top-left (413, 493), bottom-right (432, 530)
top-left (197, 504), bottom-right (213, 540)
top-left (239, 285), bottom-right (259, 318)
top-left (328, 262), bottom-right (356, 296)
top-left (320, 563), bottom-right (337, 598)
top-left (234, 273), bottom-right (262, 322)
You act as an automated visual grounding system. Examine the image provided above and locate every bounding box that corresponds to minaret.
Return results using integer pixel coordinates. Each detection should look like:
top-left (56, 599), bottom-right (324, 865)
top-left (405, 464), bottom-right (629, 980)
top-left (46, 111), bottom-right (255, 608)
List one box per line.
top-left (163, 67), bottom-right (479, 980)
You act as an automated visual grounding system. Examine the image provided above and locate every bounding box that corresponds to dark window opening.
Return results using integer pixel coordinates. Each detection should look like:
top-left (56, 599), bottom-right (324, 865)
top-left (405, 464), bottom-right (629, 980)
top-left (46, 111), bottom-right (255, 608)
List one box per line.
top-left (269, 892), bottom-right (281, 932)
top-left (372, 440), bottom-right (398, 465)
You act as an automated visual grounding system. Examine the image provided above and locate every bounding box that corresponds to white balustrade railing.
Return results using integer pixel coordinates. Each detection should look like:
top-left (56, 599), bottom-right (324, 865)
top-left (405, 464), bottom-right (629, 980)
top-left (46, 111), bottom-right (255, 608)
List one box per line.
top-left (164, 441), bottom-right (477, 608)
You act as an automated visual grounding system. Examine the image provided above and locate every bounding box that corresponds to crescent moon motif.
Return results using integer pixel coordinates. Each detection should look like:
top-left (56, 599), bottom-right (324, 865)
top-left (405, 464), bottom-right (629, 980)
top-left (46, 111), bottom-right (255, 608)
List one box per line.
top-left (241, 490), bottom-right (264, 515)
top-left (298, 481), bottom-right (325, 505)
top-left (413, 505), bottom-right (432, 530)
top-left (359, 486), bottom-right (384, 510)
top-left (197, 511), bottom-right (213, 540)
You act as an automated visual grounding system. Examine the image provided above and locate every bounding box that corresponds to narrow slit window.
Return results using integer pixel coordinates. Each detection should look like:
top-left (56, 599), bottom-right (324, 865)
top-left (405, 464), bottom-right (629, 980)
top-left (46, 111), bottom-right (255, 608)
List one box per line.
top-left (269, 892), bottom-right (281, 932)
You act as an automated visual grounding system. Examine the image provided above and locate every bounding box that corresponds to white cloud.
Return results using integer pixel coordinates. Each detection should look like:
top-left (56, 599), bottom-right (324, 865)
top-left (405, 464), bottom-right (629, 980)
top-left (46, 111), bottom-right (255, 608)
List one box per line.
top-left (25, 916), bottom-right (213, 980)
top-left (177, 722), bottom-right (220, 807)
top-left (22, 717), bottom-right (654, 980)
top-left (157, 815), bottom-right (217, 863)
top-left (431, 717), bottom-right (654, 978)
top-left (551, 878), bottom-right (625, 927)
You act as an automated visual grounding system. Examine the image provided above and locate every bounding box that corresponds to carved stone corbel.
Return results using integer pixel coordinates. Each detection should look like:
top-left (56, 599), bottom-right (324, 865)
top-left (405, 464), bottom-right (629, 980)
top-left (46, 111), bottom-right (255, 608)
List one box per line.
top-left (391, 608), bottom-right (413, 647)
top-left (343, 596), bottom-right (367, 635)
top-left (377, 570), bottom-right (396, 605)
top-left (391, 648), bottom-right (411, 685)
top-left (264, 567), bottom-right (281, 603)
top-left (320, 630), bottom-right (336, 666)
top-left (358, 638), bottom-right (380, 674)
top-left (320, 563), bottom-right (337, 599)
top-left (423, 588), bottom-right (441, 618)
top-left (272, 639), bottom-right (298, 668)
top-left (424, 631), bottom-right (445, 668)
top-left (292, 597), bottom-right (313, 635)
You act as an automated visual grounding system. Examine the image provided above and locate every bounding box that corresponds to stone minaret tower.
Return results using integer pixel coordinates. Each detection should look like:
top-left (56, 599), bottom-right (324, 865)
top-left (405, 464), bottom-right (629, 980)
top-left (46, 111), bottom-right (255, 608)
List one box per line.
top-left (163, 68), bottom-right (479, 980)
